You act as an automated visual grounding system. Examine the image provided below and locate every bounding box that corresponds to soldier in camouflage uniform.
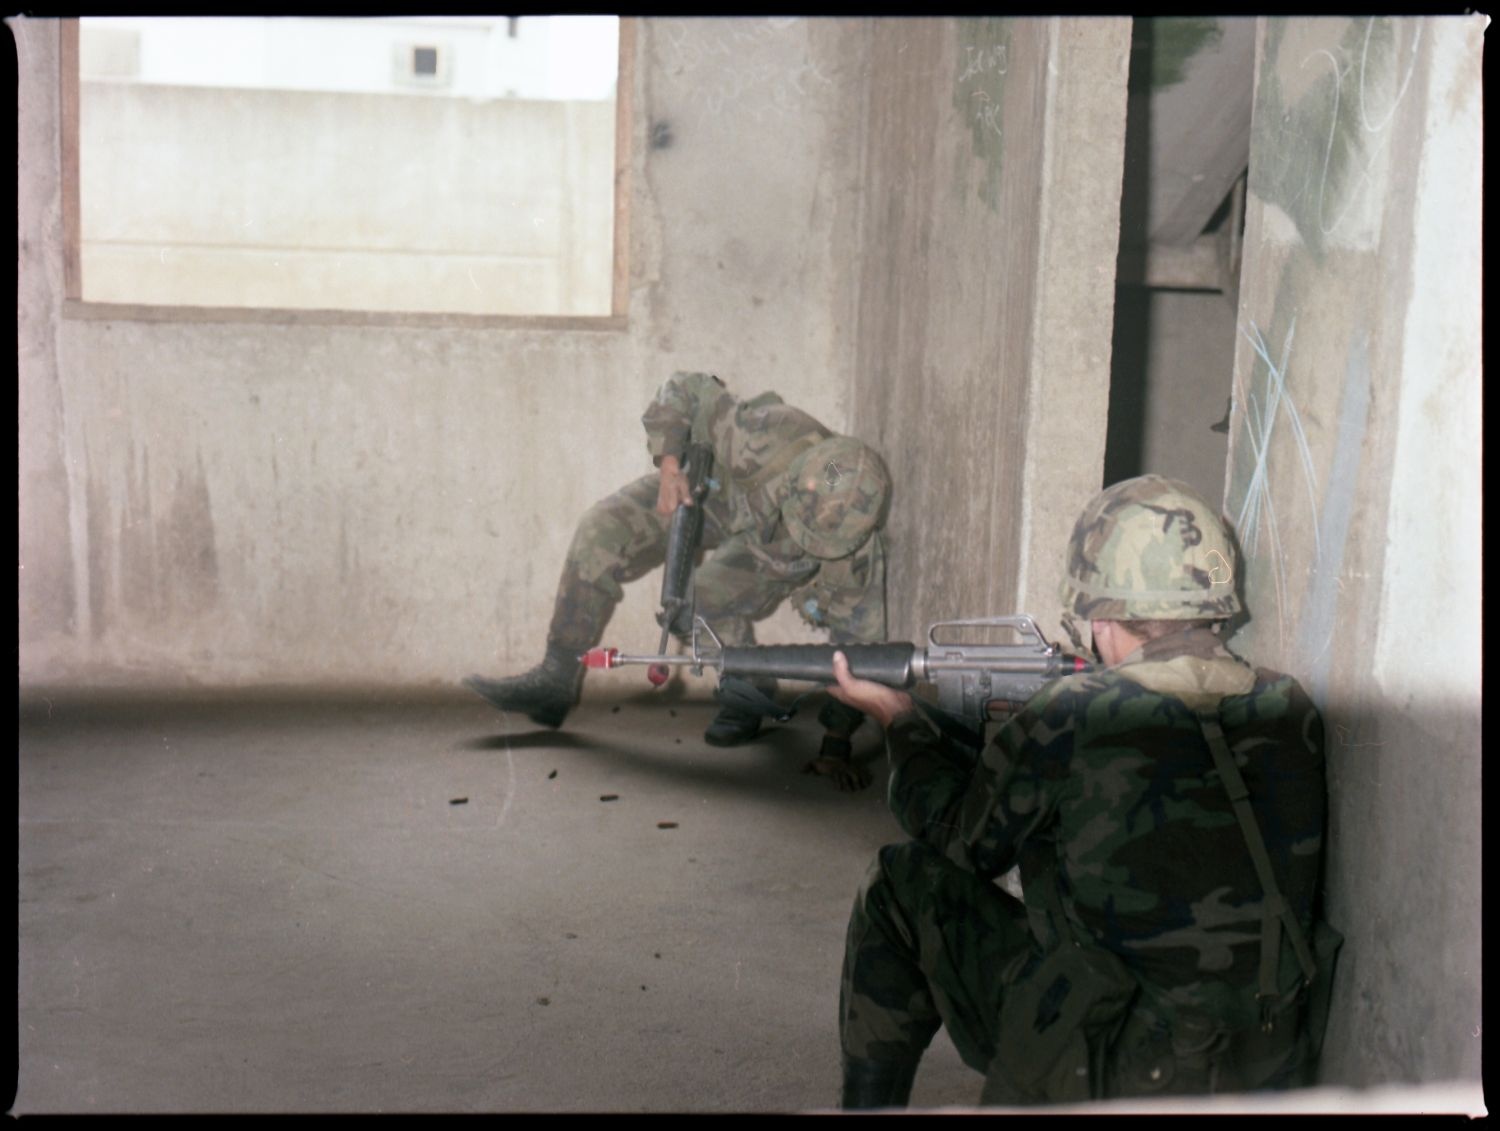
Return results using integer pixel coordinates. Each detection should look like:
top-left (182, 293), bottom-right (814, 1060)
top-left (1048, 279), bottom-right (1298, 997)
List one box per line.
top-left (824, 475), bottom-right (1332, 1107)
top-left (465, 371), bottom-right (892, 788)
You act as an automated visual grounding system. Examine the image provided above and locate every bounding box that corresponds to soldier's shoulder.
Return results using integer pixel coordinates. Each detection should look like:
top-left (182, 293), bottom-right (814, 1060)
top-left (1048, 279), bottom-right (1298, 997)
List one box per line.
top-left (1228, 668), bottom-right (1325, 742)
top-left (1233, 665), bottom-right (1318, 709)
top-left (1013, 667), bottom-right (1176, 745)
top-left (1034, 666), bottom-right (1129, 709)
top-left (739, 390), bottom-right (783, 411)
top-left (668, 369), bottom-right (725, 385)
top-left (737, 399), bottom-right (827, 443)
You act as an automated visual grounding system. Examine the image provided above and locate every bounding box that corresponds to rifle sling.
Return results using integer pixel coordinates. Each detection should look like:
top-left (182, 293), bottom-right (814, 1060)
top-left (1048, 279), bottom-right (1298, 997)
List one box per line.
top-left (1195, 708), bottom-right (1318, 1023)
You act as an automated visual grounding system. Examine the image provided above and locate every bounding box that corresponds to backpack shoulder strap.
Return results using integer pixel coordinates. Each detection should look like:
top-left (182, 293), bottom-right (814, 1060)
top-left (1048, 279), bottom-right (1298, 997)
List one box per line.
top-left (1196, 708), bottom-right (1318, 1029)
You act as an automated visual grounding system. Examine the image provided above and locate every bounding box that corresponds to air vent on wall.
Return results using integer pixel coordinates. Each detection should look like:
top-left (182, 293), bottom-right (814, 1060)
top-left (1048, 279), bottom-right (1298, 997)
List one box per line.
top-left (392, 41), bottom-right (452, 89)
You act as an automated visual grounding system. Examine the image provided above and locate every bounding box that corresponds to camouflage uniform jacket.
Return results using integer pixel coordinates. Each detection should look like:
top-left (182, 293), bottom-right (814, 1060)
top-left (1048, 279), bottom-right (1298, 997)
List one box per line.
top-left (641, 371), bottom-right (886, 643)
top-left (884, 626), bottom-right (1326, 1031)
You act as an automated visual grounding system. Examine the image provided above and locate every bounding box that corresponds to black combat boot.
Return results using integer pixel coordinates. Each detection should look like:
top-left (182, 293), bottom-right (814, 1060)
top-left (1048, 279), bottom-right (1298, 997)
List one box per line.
top-left (464, 644), bottom-right (582, 729)
top-left (702, 705), bottom-right (762, 750)
top-left (703, 705), bottom-right (763, 747)
top-left (704, 674), bottom-right (779, 747)
top-left (840, 1054), bottom-right (919, 1110)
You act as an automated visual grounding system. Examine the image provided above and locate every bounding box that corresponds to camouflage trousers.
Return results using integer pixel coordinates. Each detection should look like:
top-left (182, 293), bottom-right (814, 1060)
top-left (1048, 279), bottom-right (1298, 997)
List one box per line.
top-left (546, 473), bottom-right (863, 732)
top-left (841, 843), bottom-right (1308, 1101)
top-left (840, 840), bottom-right (1040, 1073)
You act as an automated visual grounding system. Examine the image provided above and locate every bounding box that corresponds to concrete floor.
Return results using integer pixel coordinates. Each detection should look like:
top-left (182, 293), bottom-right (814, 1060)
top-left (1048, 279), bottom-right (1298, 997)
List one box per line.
top-left (14, 679), bottom-right (979, 1114)
top-left (14, 682), bottom-right (1488, 1116)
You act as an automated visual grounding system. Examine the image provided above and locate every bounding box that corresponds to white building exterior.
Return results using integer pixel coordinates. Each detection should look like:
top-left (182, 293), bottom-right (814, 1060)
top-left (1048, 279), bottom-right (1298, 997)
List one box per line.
top-left (75, 16), bottom-right (621, 316)
top-left (79, 16), bottom-right (619, 101)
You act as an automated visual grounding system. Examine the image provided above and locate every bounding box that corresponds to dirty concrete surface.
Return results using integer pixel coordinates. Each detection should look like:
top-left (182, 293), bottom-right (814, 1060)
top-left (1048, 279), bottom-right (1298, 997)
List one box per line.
top-left (14, 683), bottom-right (1486, 1116)
top-left (15, 682), bottom-right (979, 1114)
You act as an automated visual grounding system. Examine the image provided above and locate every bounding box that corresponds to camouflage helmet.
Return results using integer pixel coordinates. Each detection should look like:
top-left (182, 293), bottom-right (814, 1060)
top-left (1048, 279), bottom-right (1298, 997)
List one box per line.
top-left (1060, 474), bottom-right (1242, 621)
top-left (782, 436), bottom-right (891, 560)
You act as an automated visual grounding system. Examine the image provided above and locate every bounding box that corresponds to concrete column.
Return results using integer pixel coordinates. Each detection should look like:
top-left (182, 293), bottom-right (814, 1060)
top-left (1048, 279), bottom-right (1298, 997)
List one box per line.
top-left (1227, 15), bottom-right (1483, 1087)
top-left (15, 19), bottom-right (84, 651)
top-left (1013, 19), bottom-right (1131, 644)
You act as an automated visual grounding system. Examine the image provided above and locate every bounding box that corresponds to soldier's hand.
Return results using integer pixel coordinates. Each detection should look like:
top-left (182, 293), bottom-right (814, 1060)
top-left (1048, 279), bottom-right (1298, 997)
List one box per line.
top-left (657, 456), bottom-right (694, 516)
top-left (827, 651), bottom-right (914, 729)
top-left (802, 732), bottom-right (871, 791)
top-left (802, 753), bottom-right (872, 792)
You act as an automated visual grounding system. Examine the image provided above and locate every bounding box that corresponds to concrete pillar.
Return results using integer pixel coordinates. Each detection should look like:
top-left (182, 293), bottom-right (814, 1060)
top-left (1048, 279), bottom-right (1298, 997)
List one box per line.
top-left (1012, 19), bottom-right (1131, 644)
top-left (1226, 15), bottom-right (1483, 1087)
top-left (848, 18), bottom-right (1130, 646)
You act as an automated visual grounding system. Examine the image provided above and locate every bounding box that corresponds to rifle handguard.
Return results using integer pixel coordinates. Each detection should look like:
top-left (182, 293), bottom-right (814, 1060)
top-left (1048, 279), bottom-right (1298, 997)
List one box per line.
top-left (656, 442), bottom-right (714, 632)
top-left (719, 643), bottom-right (918, 688)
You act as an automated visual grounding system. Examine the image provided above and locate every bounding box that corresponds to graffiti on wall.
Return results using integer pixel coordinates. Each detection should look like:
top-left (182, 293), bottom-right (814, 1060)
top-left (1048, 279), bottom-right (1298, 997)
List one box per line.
top-left (951, 18), bottom-right (1012, 210)
top-left (1231, 316), bottom-right (1318, 652)
top-left (1229, 16), bottom-right (1429, 713)
top-left (1232, 310), bottom-right (1376, 712)
top-left (1249, 17), bottom-right (1424, 255)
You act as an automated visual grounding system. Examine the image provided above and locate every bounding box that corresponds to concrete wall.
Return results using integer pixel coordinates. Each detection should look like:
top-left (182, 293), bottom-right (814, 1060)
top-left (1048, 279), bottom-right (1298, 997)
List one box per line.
top-left (15, 11), bottom-right (1484, 1097)
top-left (19, 15), bottom-right (1127, 690)
top-left (18, 16), bottom-right (870, 689)
top-left (1107, 16), bottom-right (1245, 512)
top-left (1106, 288), bottom-right (1237, 507)
top-left (1139, 292), bottom-right (1236, 504)
top-left (847, 18), bottom-right (1129, 647)
top-left (79, 83), bottom-right (617, 316)
top-left (1226, 16), bottom-right (1483, 1086)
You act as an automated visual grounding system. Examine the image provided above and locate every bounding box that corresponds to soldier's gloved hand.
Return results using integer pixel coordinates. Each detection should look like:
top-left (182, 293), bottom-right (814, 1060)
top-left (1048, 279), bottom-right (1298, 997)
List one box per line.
top-left (802, 734), bottom-right (872, 792)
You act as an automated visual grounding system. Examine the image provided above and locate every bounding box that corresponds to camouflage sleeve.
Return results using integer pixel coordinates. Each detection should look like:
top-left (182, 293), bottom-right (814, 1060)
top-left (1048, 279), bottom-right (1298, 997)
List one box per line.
top-left (886, 675), bottom-right (1079, 878)
top-left (641, 371), bottom-right (731, 464)
top-left (808, 532), bottom-right (887, 644)
top-left (885, 711), bottom-right (978, 851)
top-left (954, 680), bottom-right (1079, 879)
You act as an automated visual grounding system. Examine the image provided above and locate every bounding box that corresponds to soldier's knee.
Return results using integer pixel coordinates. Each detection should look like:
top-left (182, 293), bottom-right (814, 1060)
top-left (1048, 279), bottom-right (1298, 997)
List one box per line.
top-left (857, 842), bottom-right (943, 917)
top-left (573, 498), bottom-right (635, 546)
top-left (875, 840), bottom-right (943, 883)
top-left (568, 506), bottom-right (658, 581)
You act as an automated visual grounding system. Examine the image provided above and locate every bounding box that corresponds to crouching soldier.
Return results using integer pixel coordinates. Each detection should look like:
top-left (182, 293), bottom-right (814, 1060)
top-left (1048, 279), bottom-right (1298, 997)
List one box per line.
top-left (465, 371), bottom-right (893, 790)
top-left (825, 475), bottom-right (1339, 1106)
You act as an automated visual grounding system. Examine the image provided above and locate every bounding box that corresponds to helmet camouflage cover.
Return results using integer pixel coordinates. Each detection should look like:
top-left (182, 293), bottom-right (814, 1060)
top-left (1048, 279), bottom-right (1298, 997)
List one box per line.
top-left (782, 436), bottom-right (891, 560)
top-left (1060, 474), bottom-right (1242, 621)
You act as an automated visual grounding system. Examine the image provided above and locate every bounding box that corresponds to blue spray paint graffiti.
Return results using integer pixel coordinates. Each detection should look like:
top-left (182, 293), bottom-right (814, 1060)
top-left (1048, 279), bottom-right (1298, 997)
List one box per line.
top-left (1234, 318), bottom-right (1321, 652)
top-left (1296, 331), bottom-right (1372, 708)
top-left (1234, 318), bottom-right (1373, 712)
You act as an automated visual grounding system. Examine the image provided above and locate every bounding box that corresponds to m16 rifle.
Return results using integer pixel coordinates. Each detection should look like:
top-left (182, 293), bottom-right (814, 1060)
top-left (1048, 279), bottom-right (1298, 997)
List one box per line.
top-left (647, 441), bottom-right (715, 687)
top-left (584, 614), bottom-right (1093, 747)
